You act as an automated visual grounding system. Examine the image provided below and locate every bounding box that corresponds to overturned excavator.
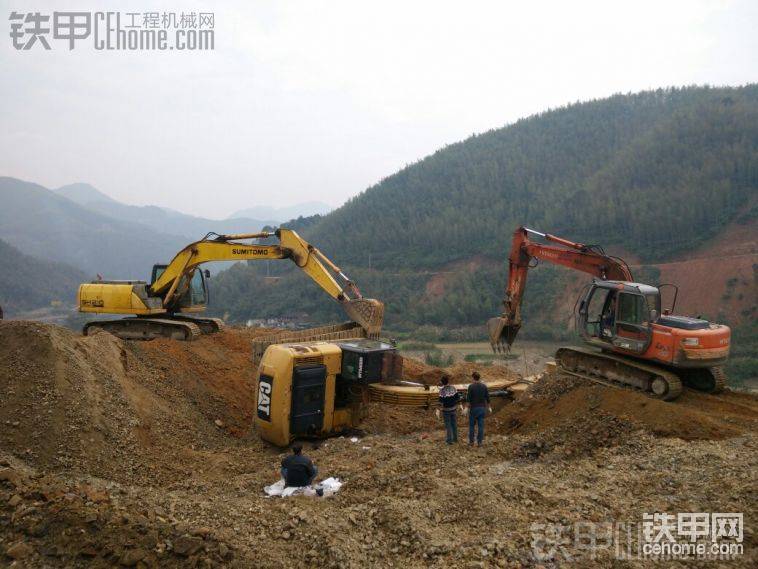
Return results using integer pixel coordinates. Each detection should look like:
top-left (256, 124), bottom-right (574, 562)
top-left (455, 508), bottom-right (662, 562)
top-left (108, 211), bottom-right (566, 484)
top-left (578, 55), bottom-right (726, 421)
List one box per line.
top-left (488, 226), bottom-right (730, 401)
top-left (78, 228), bottom-right (384, 342)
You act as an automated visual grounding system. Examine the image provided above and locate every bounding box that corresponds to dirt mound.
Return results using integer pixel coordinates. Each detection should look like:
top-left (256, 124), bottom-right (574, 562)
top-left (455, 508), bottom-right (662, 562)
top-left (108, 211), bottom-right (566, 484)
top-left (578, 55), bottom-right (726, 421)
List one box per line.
top-left (0, 321), bottom-right (273, 487)
top-left (2, 321), bottom-right (757, 567)
top-left (492, 373), bottom-right (758, 460)
top-left (403, 357), bottom-right (517, 386)
top-left (0, 457), bottom-right (235, 567)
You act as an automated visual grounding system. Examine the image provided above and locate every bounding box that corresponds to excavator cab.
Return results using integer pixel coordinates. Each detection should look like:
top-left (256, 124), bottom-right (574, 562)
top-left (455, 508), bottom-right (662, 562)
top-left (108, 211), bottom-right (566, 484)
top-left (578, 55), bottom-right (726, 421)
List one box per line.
top-left (151, 264), bottom-right (210, 311)
top-left (578, 280), bottom-right (658, 355)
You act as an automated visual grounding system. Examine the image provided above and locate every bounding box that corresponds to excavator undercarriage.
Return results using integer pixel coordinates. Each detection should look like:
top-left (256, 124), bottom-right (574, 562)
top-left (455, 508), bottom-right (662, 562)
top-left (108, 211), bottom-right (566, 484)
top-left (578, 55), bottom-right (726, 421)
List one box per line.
top-left (555, 347), bottom-right (684, 401)
top-left (83, 315), bottom-right (225, 341)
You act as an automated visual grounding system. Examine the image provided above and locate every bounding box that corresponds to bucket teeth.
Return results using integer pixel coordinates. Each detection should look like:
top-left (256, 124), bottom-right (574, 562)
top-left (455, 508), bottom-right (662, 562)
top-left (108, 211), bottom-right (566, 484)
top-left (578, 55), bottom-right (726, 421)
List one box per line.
top-left (487, 317), bottom-right (520, 353)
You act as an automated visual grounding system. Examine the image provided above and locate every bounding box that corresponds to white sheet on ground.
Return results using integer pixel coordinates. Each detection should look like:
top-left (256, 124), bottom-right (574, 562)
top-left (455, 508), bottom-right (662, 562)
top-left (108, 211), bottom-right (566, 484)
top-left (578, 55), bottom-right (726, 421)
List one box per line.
top-left (264, 477), bottom-right (343, 498)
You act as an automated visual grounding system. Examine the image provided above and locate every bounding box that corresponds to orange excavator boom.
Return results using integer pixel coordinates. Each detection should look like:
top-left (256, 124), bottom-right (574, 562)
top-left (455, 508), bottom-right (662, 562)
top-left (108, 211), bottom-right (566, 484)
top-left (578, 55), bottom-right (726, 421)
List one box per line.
top-left (488, 226), bottom-right (632, 351)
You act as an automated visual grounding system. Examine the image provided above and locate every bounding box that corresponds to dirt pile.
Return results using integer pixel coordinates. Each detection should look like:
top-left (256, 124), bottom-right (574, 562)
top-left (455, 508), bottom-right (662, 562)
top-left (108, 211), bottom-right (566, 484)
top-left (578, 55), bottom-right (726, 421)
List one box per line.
top-left (0, 321), bottom-right (275, 487)
top-left (0, 456), bottom-right (235, 567)
top-left (1, 321), bottom-right (757, 567)
top-left (492, 373), bottom-right (758, 460)
top-left (403, 357), bottom-right (518, 386)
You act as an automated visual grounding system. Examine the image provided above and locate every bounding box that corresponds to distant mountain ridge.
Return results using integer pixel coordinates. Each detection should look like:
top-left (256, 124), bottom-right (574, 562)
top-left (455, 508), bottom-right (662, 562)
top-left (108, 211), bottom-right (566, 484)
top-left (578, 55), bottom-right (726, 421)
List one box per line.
top-left (0, 177), bottom-right (332, 311)
top-left (0, 177), bottom-right (187, 279)
top-left (56, 183), bottom-right (119, 205)
top-left (53, 184), bottom-right (276, 240)
top-left (230, 201), bottom-right (332, 222)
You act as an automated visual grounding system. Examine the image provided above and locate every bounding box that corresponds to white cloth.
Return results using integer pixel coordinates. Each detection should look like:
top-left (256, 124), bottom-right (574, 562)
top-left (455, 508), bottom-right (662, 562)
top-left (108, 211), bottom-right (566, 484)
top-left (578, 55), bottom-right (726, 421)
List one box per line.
top-left (264, 477), bottom-right (343, 498)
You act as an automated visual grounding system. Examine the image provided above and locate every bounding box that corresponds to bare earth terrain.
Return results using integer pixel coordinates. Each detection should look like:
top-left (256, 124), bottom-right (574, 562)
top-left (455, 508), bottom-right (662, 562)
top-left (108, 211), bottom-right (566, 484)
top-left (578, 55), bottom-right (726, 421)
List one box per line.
top-left (1, 321), bottom-right (756, 567)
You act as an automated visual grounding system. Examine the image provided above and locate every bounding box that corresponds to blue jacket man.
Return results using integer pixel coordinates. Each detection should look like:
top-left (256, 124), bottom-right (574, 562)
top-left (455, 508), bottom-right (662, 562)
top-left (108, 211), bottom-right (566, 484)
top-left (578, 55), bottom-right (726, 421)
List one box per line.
top-left (466, 371), bottom-right (492, 446)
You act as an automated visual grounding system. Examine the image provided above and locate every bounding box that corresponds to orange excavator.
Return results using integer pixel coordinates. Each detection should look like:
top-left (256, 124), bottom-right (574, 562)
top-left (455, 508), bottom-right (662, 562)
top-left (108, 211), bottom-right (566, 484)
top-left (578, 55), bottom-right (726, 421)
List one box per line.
top-left (488, 227), bottom-right (730, 400)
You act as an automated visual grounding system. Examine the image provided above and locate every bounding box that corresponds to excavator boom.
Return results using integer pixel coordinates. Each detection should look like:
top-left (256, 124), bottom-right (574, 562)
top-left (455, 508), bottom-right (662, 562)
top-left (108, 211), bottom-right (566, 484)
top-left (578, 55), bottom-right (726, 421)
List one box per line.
top-left (488, 226), bottom-right (632, 351)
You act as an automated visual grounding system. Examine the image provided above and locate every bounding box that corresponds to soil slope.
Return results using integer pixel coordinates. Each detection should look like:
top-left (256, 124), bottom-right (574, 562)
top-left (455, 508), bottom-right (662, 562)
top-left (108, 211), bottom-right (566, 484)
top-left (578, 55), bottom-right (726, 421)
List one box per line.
top-left (1, 321), bottom-right (756, 567)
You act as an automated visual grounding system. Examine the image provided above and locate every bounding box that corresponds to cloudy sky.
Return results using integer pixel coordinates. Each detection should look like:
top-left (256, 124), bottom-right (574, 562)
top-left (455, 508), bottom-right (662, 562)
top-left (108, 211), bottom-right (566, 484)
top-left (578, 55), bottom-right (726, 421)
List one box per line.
top-left (1, 0), bottom-right (756, 218)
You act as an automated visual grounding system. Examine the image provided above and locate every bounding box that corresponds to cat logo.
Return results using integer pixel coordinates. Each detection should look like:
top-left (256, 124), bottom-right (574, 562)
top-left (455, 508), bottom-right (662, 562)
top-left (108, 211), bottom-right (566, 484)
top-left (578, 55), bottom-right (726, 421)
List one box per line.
top-left (257, 375), bottom-right (273, 421)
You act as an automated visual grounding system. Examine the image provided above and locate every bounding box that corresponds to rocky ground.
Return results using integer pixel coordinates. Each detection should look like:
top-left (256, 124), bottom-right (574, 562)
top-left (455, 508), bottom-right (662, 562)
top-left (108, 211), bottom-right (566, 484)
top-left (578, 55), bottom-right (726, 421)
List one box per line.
top-left (1, 321), bottom-right (756, 567)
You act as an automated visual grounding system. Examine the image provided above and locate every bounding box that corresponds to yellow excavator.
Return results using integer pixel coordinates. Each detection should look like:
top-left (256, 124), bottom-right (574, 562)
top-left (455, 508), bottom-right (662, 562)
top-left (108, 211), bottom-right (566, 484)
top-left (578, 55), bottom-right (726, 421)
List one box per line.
top-left (78, 228), bottom-right (384, 341)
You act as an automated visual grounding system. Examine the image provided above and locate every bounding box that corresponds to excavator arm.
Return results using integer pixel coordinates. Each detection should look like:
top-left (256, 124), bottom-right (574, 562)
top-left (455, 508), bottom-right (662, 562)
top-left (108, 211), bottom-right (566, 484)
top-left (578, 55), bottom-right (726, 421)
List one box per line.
top-left (151, 228), bottom-right (383, 335)
top-left (488, 227), bottom-right (632, 351)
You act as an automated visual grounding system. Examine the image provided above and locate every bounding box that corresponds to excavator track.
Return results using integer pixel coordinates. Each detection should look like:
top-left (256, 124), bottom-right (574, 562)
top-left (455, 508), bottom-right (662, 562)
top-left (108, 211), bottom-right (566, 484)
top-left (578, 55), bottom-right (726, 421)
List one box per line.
top-left (170, 315), bottom-right (226, 334)
top-left (83, 317), bottom-right (202, 341)
top-left (677, 366), bottom-right (727, 394)
top-left (555, 346), bottom-right (683, 401)
top-left (252, 322), bottom-right (367, 364)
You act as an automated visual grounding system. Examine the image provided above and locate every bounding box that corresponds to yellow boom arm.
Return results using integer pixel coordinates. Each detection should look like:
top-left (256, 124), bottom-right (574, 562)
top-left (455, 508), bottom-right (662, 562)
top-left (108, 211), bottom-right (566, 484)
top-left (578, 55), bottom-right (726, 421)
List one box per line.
top-left (151, 228), bottom-right (383, 334)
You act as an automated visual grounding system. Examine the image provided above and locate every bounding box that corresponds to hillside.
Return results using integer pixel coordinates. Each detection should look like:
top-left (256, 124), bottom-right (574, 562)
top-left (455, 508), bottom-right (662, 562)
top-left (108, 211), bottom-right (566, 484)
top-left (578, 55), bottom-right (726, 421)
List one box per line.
top-left (0, 177), bottom-right (186, 280)
top-left (0, 239), bottom-right (86, 316)
top-left (208, 86), bottom-right (758, 381)
top-left (55, 183), bottom-right (275, 240)
top-left (303, 86), bottom-right (757, 267)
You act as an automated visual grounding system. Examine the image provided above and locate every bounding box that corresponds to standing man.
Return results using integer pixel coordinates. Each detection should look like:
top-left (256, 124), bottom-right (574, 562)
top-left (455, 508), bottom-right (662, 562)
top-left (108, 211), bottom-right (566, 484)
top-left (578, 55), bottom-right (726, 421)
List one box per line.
top-left (437, 374), bottom-right (461, 444)
top-left (280, 444), bottom-right (318, 487)
top-left (466, 371), bottom-right (492, 447)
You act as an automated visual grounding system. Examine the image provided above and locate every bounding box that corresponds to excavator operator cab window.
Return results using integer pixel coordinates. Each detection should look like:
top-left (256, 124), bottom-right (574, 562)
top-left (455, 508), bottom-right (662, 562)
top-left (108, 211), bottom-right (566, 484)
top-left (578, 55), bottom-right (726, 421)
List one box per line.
top-left (613, 292), bottom-right (653, 354)
top-left (174, 269), bottom-right (209, 308)
top-left (617, 293), bottom-right (645, 325)
top-left (151, 264), bottom-right (167, 285)
top-left (583, 286), bottom-right (611, 340)
top-left (188, 269), bottom-right (208, 306)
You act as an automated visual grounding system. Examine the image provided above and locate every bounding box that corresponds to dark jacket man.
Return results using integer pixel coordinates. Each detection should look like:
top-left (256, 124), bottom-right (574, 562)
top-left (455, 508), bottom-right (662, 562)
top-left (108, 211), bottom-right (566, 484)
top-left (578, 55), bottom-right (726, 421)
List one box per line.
top-left (466, 371), bottom-right (491, 446)
top-left (280, 444), bottom-right (317, 487)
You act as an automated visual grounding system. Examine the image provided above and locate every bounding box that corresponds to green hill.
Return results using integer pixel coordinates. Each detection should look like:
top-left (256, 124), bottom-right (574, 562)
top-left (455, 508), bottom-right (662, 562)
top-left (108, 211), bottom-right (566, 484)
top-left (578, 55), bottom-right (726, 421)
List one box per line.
top-left (210, 85), bottom-right (757, 324)
top-left (0, 239), bottom-right (87, 316)
top-left (305, 86), bottom-right (757, 267)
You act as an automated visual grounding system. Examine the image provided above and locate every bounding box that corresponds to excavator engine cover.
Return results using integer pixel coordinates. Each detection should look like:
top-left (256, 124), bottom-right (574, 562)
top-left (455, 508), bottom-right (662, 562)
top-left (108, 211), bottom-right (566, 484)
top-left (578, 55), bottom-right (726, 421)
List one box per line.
top-left (290, 365), bottom-right (327, 436)
top-left (338, 339), bottom-right (397, 384)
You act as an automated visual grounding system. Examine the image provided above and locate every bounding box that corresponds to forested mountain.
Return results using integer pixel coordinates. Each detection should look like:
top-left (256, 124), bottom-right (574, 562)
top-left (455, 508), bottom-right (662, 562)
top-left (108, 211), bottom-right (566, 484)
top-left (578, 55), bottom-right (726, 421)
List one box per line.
top-left (209, 86), bottom-right (758, 348)
top-left (54, 183), bottom-right (275, 240)
top-left (305, 86), bottom-right (757, 267)
top-left (0, 177), bottom-right (187, 279)
top-left (0, 238), bottom-right (86, 316)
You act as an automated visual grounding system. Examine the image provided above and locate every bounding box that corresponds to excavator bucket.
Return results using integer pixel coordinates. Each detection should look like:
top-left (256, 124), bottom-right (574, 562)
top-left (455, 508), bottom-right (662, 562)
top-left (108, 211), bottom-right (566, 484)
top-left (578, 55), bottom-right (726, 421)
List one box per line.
top-left (487, 317), bottom-right (521, 353)
top-left (343, 298), bottom-right (385, 337)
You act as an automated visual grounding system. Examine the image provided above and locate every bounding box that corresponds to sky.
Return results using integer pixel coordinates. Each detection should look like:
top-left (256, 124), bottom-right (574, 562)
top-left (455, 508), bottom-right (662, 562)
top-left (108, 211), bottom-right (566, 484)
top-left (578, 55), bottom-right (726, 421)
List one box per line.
top-left (1, 0), bottom-right (757, 219)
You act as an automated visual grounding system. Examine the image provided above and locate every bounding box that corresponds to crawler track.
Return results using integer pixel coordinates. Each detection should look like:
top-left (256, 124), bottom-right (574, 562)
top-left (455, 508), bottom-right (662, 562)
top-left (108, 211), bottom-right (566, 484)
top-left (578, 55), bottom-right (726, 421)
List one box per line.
top-left (83, 317), bottom-right (202, 341)
top-left (678, 366), bottom-right (727, 394)
top-left (555, 346), bottom-right (683, 401)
